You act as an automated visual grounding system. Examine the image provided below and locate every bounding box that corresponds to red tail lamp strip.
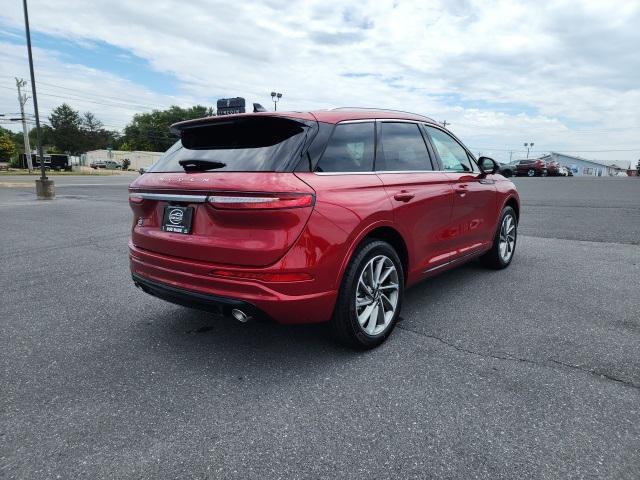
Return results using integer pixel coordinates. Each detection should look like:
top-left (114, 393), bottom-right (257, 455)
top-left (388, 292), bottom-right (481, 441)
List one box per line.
top-left (207, 193), bottom-right (313, 210)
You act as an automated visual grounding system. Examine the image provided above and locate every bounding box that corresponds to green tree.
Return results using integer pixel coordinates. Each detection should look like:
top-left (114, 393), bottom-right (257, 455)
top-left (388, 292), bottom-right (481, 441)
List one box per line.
top-left (0, 133), bottom-right (17, 162)
top-left (118, 141), bottom-right (132, 151)
top-left (44, 104), bottom-right (118, 154)
top-left (28, 124), bottom-right (55, 152)
top-left (80, 111), bottom-right (118, 151)
top-left (0, 126), bottom-right (23, 152)
top-left (49, 103), bottom-right (83, 154)
top-left (122, 105), bottom-right (214, 151)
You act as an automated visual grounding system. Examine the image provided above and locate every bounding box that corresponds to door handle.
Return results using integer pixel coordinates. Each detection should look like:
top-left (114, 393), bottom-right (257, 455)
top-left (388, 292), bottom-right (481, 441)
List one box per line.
top-left (393, 191), bottom-right (415, 202)
top-left (455, 184), bottom-right (468, 196)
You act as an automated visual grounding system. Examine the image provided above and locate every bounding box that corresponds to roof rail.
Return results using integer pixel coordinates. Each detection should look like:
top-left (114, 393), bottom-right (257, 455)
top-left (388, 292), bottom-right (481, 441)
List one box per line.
top-left (328, 107), bottom-right (436, 123)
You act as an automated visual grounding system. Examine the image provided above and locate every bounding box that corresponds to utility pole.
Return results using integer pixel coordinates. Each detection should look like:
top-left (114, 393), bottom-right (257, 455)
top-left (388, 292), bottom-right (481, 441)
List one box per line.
top-left (22, 0), bottom-right (54, 199)
top-left (15, 78), bottom-right (33, 173)
top-left (509, 151), bottom-right (513, 162)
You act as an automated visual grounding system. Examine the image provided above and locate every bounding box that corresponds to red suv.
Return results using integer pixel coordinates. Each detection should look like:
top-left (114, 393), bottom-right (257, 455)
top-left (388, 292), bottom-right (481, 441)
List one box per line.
top-left (516, 159), bottom-right (547, 177)
top-left (129, 109), bottom-right (520, 348)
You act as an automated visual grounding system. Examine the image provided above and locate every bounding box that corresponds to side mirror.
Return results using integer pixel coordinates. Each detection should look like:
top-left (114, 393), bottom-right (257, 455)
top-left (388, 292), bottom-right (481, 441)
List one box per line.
top-left (478, 156), bottom-right (499, 175)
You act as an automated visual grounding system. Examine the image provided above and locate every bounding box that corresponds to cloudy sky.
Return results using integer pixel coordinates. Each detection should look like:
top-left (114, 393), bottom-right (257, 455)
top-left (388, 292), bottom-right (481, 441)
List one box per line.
top-left (1, 0), bottom-right (638, 164)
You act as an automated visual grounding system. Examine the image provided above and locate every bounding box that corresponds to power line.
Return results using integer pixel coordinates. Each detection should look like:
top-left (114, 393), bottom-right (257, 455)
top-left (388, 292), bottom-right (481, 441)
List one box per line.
top-left (1, 77), bottom-right (171, 110)
top-left (34, 80), bottom-right (164, 108)
top-left (0, 84), bottom-right (161, 111)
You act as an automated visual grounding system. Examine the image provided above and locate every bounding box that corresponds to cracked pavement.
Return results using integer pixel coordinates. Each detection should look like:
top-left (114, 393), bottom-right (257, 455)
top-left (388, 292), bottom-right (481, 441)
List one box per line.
top-left (1, 176), bottom-right (639, 479)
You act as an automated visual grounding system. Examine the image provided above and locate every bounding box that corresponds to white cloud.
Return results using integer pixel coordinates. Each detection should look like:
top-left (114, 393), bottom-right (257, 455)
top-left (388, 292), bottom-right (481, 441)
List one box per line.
top-left (1, 0), bottom-right (639, 164)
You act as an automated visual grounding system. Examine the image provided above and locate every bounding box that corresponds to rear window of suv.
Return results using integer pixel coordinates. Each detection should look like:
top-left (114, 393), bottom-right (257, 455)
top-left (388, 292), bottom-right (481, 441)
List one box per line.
top-left (148, 116), bottom-right (311, 173)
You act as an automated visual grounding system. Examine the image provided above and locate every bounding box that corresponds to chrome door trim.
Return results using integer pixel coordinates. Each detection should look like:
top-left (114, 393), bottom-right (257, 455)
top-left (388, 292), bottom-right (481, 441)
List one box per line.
top-left (422, 250), bottom-right (483, 274)
top-left (313, 170), bottom-right (461, 176)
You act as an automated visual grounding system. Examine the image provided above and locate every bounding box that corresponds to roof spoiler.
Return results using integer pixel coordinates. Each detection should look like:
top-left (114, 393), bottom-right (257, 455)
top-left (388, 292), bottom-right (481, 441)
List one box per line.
top-left (170, 113), bottom-right (312, 136)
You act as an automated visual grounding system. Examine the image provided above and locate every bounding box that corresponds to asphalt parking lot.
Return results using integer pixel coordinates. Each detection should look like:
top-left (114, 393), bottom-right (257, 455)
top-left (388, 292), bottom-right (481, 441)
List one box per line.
top-left (1, 175), bottom-right (639, 479)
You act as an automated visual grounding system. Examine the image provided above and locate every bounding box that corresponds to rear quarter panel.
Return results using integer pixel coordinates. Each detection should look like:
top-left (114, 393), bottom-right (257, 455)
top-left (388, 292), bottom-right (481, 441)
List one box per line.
top-left (294, 172), bottom-right (395, 290)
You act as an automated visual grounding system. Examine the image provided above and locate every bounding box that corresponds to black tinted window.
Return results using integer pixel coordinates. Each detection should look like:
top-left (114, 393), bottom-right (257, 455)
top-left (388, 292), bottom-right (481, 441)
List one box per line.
top-left (149, 117), bottom-right (309, 172)
top-left (425, 126), bottom-right (474, 172)
top-left (379, 123), bottom-right (432, 171)
top-left (315, 123), bottom-right (375, 172)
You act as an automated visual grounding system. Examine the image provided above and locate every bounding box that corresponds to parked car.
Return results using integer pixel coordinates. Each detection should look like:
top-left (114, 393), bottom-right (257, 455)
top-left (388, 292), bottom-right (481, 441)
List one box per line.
top-left (546, 160), bottom-right (561, 176)
top-left (516, 159), bottom-right (547, 177)
top-left (90, 160), bottom-right (107, 169)
top-left (129, 108), bottom-right (520, 349)
top-left (498, 161), bottom-right (518, 177)
top-left (558, 166), bottom-right (569, 176)
top-left (104, 160), bottom-right (122, 170)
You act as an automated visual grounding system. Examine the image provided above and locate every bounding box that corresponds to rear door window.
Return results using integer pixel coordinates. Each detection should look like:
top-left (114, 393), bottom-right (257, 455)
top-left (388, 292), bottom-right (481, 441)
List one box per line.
top-left (425, 126), bottom-right (475, 172)
top-left (315, 122), bottom-right (375, 172)
top-left (378, 122), bottom-right (433, 171)
top-left (149, 116), bottom-right (310, 172)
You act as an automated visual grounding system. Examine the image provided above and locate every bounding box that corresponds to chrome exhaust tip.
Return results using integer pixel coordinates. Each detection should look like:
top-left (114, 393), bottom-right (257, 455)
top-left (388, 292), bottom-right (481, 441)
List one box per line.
top-left (231, 308), bottom-right (252, 323)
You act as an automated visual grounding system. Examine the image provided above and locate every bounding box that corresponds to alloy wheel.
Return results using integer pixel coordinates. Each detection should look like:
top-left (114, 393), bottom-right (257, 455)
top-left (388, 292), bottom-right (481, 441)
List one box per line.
top-left (355, 255), bottom-right (399, 336)
top-left (499, 214), bottom-right (516, 263)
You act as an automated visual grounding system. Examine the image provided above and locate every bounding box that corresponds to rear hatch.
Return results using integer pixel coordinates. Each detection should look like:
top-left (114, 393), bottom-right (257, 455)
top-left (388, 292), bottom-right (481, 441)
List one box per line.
top-left (129, 115), bottom-right (317, 267)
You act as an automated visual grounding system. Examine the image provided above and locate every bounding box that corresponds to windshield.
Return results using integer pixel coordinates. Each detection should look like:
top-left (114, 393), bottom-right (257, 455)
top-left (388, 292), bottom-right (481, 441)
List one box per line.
top-left (148, 116), bottom-right (311, 173)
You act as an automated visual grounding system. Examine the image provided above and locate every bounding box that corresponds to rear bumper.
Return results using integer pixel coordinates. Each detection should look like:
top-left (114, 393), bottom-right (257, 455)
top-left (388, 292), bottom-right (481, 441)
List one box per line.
top-left (132, 273), bottom-right (267, 319)
top-left (129, 242), bottom-right (337, 324)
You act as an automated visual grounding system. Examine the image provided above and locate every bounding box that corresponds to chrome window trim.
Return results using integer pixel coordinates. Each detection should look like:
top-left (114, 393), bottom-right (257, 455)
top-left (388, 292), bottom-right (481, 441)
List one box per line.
top-left (314, 118), bottom-right (476, 175)
top-left (337, 118), bottom-right (434, 125)
top-left (335, 119), bottom-right (377, 124)
top-left (129, 193), bottom-right (208, 203)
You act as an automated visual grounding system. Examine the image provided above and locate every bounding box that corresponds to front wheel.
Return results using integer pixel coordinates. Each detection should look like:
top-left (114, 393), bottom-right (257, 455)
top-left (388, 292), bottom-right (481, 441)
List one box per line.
top-left (330, 239), bottom-right (404, 349)
top-left (480, 206), bottom-right (517, 269)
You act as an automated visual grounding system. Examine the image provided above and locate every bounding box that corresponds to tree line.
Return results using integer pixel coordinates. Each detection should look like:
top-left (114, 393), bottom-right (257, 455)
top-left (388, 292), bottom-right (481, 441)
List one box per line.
top-left (0, 103), bottom-right (215, 163)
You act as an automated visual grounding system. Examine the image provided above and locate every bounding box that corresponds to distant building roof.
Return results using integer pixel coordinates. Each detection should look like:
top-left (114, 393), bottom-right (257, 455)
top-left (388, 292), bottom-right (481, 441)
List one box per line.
top-left (541, 152), bottom-right (616, 168)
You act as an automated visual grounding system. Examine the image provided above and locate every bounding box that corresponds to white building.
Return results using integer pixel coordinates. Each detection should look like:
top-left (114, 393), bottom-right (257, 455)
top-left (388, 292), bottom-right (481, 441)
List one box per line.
top-left (540, 152), bottom-right (623, 177)
top-left (83, 149), bottom-right (163, 171)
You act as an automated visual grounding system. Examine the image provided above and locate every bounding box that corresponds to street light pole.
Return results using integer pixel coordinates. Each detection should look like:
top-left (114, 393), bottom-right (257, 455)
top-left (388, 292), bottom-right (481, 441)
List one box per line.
top-left (22, 0), bottom-right (54, 199)
top-left (524, 142), bottom-right (534, 159)
top-left (271, 91), bottom-right (282, 111)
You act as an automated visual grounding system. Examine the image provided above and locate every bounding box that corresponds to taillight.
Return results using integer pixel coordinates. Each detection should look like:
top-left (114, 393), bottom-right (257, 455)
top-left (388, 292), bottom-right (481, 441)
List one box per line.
top-left (207, 193), bottom-right (314, 210)
top-left (210, 269), bottom-right (313, 282)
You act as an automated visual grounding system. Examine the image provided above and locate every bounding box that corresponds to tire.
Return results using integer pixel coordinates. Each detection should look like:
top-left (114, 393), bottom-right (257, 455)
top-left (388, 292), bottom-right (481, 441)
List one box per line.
top-left (527, 169), bottom-right (535, 177)
top-left (330, 239), bottom-right (404, 349)
top-left (480, 206), bottom-right (517, 269)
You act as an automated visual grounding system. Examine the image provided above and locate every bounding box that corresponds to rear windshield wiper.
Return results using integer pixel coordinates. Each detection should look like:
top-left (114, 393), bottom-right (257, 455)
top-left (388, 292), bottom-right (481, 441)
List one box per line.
top-left (178, 159), bottom-right (227, 171)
